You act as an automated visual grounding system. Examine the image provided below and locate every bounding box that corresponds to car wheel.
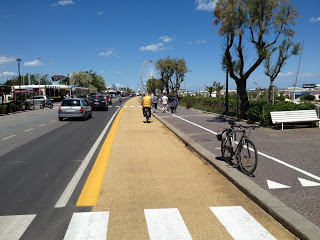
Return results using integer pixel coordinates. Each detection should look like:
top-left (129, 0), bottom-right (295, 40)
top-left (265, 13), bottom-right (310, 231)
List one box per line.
top-left (59, 117), bottom-right (63, 121)
top-left (90, 111), bottom-right (93, 118)
top-left (82, 113), bottom-right (87, 121)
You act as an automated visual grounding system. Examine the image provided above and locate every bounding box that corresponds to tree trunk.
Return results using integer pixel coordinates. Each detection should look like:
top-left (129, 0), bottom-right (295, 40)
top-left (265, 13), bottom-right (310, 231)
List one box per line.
top-left (237, 78), bottom-right (250, 119)
top-left (268, 79), bottom-right (274, 104)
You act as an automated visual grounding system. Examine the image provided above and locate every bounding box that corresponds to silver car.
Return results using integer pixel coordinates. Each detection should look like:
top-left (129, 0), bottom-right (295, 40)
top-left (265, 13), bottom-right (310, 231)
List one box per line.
top-left (58, 98), bottom-right (92, 121)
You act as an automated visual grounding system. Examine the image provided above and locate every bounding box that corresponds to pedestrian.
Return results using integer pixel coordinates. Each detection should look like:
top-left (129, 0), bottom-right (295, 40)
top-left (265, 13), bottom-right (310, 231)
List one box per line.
top-left (173, 95), bottom-right (179, 113)
top-left (152, 94), bottom-right (158, 113)
top-left (161, 94), bottom-right (168, 113)
top-left (168, 95), bottom-right (175, 114)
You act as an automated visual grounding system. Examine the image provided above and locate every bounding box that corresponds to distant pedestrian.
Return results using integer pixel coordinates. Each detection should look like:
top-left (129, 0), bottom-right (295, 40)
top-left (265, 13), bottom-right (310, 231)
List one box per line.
top-left (161, 94), bottom-right (168, 113)
top-left (168, 95), bottom-right (175, 113)
top-left (173, 95), bottom-right (179, 113)
top-left (152, 94), bottom-right (158, 113)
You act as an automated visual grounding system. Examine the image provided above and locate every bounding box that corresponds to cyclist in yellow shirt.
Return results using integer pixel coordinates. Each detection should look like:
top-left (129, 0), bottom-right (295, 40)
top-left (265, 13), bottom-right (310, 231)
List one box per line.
top-left (141, 93), bottom-right (153, 118)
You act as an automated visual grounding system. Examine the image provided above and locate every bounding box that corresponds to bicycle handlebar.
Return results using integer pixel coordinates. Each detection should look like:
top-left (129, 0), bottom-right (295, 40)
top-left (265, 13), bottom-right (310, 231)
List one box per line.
top-left (229, 122), bottom-right (259, 130)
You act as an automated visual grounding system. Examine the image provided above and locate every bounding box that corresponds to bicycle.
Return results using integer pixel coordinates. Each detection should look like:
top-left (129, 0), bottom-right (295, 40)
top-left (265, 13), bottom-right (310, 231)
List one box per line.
top-left (144, 107), bottom-right (151, 123)
top-left (40, 100), bottom-right (53, 109)
top-left (217, 123), bottom-right (258, 175)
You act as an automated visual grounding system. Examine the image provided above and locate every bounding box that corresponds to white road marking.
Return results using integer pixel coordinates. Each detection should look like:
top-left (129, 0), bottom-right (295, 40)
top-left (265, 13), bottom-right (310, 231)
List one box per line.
top-left (267, 180), bottom-right (291, 189)
top-left (124, 106), bottom-right (127, 108)
top-left (50, 120), bottom-right (56, 123)
top-left (210, 206), bottom-right (276, 240)
top-left (54, 107), bottom-right (122, 208)
top-left (0, 214), bottom-right (36, 240)
top-left (169, 113), bottom-right (320, 182)
top-left (130, 106), bottom-right (135, 107)
top-left (39, 124), bottom-right (46, 127)
top-left (144, 208), bottom-right (192, 240)
top-left (298, 178), bottom-right (320, 187)
top-left (138, 106), bottom-right (142, 108)
top-left (1, 135), bottom-right (16, 140)
top-left (63, 212), bottom-right (109, 240)
top-left (25, 128), bottom-right (35, 132)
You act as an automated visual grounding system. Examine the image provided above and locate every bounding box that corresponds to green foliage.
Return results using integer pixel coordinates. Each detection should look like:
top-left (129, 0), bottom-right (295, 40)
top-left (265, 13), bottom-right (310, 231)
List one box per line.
top-left (300, 94), bottom-right (315, 101)
top-left (247, 100), bottom-right (269, 123)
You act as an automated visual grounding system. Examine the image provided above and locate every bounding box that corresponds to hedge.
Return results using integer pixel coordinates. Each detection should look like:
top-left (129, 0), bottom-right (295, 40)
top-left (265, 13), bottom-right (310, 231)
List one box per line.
top-left (179, 96), bottom-right (316, 127)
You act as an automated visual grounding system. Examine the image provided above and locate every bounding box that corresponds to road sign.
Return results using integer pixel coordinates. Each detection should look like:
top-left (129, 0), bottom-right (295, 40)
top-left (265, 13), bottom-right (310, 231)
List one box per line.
top-left (72, 84), bottom-right (76, 91)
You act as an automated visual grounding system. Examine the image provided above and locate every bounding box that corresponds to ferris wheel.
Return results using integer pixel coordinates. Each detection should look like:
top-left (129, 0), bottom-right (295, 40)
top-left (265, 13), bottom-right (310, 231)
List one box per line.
top-left (140, 60), bottom-right (160, 92)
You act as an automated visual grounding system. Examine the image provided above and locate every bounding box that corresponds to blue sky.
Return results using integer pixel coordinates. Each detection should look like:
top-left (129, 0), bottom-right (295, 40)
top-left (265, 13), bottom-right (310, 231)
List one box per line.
top-left (0, 0), bottom-right (319, 91)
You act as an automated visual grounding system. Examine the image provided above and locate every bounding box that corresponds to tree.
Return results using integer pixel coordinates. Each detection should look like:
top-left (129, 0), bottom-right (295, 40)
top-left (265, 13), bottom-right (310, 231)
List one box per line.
top-left (156, 57), bottom-right (175, 94)
top-left (206, 86), bottom-right (214, 97)
top-left (70, 72), bottom-right (92, 90)
top-left (213, 81), bottom-right (224, 98)
top-left (146, 77), bottom-right (162, 94)
top-left (85, 70), bottom-right (106, 93)
top-left (172, 58), bottom-right (190, 95)
top-left (156, 56), bottom-right (190, 95)
top-left (213, 0), bottom-right (300, 118)
top-left (264, 39), bottom-right (300, 103)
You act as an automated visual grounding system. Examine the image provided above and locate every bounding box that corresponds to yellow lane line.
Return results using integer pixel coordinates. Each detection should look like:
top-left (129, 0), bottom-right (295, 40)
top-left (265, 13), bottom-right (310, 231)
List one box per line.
top-left (76, 105), bottom-right (125, 206)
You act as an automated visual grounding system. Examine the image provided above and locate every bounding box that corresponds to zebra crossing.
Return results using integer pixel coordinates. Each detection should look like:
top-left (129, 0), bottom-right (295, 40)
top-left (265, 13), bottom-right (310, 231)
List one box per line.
top-left (0, 206), bottom-right (276, 240)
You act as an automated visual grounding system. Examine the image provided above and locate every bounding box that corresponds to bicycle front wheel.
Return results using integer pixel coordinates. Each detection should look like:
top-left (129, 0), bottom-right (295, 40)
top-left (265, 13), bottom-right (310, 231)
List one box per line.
top-left (238, 139), bottom-right (258, 175)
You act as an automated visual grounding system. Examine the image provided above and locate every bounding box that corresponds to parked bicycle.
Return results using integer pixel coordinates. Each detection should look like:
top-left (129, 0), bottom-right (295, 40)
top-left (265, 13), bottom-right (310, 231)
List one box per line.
top-left (217, 123), bottom-right (258, 175)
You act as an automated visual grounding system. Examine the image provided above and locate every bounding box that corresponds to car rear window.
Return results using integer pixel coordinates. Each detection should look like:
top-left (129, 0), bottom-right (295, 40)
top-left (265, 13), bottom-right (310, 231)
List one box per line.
top-left (91, 96), bottom-right (104, 101)
top-left (61, 100), bottom-right (81, 106)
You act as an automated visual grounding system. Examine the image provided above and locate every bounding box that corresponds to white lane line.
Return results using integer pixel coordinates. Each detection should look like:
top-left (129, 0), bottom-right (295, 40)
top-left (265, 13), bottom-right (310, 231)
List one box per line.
top-left (64, 212), bottom-right (109, 240)
top-left (144, 208), bottom-right (192, 240)
top-left (210, 206), bottom-right (276, 240)
top-left (25, 128), bottom-right (35, 132)
top-left (55, 107), bottom-right (122, 208)
top-left (138, 106), bottom-right (142, 108)
top-left (50, 120), bottom-right (56, 123)
top-left (39, 124), bottom-right (46, 127)
top-left (1, 135), bottom-right (16, 140)
top-left (130, 106), bottom-right (135, 107)
top-left (0, 214), bottom-right (36, 240)
top-left (171, 113), bottom-right (320, 182)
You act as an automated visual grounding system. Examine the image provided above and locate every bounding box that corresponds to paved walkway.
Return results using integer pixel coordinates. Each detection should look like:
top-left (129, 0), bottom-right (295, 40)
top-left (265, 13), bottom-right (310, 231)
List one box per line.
top-left (87, 97), bottom-right (298, 239)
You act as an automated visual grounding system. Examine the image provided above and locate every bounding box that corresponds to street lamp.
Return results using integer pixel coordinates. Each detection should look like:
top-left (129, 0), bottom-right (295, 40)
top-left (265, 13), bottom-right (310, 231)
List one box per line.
top-left (16, 58), bottom-right (22, 92)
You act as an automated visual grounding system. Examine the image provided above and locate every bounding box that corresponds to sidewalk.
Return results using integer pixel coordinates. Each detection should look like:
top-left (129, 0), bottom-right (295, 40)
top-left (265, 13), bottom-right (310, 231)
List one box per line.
top-left (89, 97), bottom-right (297, 239)
top-left (152, 103), bottom-right (320, 240)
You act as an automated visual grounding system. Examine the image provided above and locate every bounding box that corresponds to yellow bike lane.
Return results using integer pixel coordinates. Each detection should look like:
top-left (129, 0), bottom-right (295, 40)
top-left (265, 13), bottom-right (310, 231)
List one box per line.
top-left (75, 97), bottom-right (296, 239)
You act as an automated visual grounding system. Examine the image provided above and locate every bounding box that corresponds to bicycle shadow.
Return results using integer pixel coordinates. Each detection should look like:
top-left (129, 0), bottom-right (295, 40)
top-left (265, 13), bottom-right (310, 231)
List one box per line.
top-left (143, 120), bottom-right (153, 124)
top-left (215, 156), bottom-right (256, 177)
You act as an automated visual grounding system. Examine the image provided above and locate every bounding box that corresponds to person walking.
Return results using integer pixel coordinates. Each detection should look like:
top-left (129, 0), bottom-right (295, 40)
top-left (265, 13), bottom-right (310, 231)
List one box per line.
top-left (161, 94), bottom-right (168, 113)
top-left (152, 94), bottom-right (158, 113)
top-left (173, 95), bottom-right (179, 113)
top-left (168, 95), bottom-right (175, 114)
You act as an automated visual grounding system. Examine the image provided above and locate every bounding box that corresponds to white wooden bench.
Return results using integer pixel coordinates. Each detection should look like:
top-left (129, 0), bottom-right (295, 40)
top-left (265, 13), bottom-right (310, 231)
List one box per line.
top-left (270, 110), bottom-right (320, 130)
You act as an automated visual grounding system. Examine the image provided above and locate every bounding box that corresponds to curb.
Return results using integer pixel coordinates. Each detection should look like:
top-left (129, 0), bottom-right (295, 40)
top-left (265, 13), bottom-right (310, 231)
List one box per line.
top-left (153, 112), bottom-right (320, 240)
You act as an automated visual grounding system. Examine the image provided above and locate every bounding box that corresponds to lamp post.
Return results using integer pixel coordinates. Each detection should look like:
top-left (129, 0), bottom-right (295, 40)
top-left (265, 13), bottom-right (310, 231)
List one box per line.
top-left (38, 57), bottom-right (41, 95)
top-left (16, 58), bottom-right (22, 92)
top-left (16, 58), bottom-right (22, 106)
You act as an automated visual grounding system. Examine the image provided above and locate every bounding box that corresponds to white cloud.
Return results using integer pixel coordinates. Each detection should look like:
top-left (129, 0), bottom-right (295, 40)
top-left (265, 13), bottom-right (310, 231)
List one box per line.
top-left (0, 56), bottom-right (16, 65)
top-left (278, 72), bottom-right (294, 77)
top-left (195, 0), bottom-right (216, 12)
top-left (24, 59), bottom-right (43, 67)
top-left (97, 11), bottom-right (104, 16)
top-left (1, 71), bottom-right (17, 76)
top-left (140, 42), bottom-right (168, 52)
top-left (310, 17), bottom-right (320, 22)
top-left (99, 70), bottom-right (104, 74)
top-left (301, 72), bottom-right (320, 77)
top-left (195, 40), bottom-right (207, 44)
top-left (99, 50), bottom-right (114, 57)
top-left (160, 36), bottom-right (175, 43)
top-left (52, 0), bottom-right (74, 7)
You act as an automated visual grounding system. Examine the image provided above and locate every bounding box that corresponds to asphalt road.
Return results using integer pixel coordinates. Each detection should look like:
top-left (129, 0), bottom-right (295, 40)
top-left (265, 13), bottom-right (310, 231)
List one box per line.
top-left (0, 98), bottom-right (123, 240)
top-left (153, 105), bottom-right (320, 230)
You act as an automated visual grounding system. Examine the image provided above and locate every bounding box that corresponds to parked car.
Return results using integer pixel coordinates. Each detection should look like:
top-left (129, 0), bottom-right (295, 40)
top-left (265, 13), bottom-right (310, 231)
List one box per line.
top-left (58, 98), bottom-right (92, 121)
top-left (103, 95), bottom-right (112, 104)
top-left (89, 95), bottom-right (108, 110)
top-left (26, 95), bottom-right (53, 105)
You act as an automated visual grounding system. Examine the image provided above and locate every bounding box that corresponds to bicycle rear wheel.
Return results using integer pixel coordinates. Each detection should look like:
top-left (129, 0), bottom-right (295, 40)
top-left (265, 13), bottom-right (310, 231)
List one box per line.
top-left (238, 139), bottom-right (258, 175)
top-left (221, 137), bottom-right (232, 163)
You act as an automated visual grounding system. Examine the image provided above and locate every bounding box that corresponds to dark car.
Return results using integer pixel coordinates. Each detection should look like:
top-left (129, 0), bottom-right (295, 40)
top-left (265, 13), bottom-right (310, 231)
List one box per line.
top-left (89, 95), bottom-right (108, 110)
